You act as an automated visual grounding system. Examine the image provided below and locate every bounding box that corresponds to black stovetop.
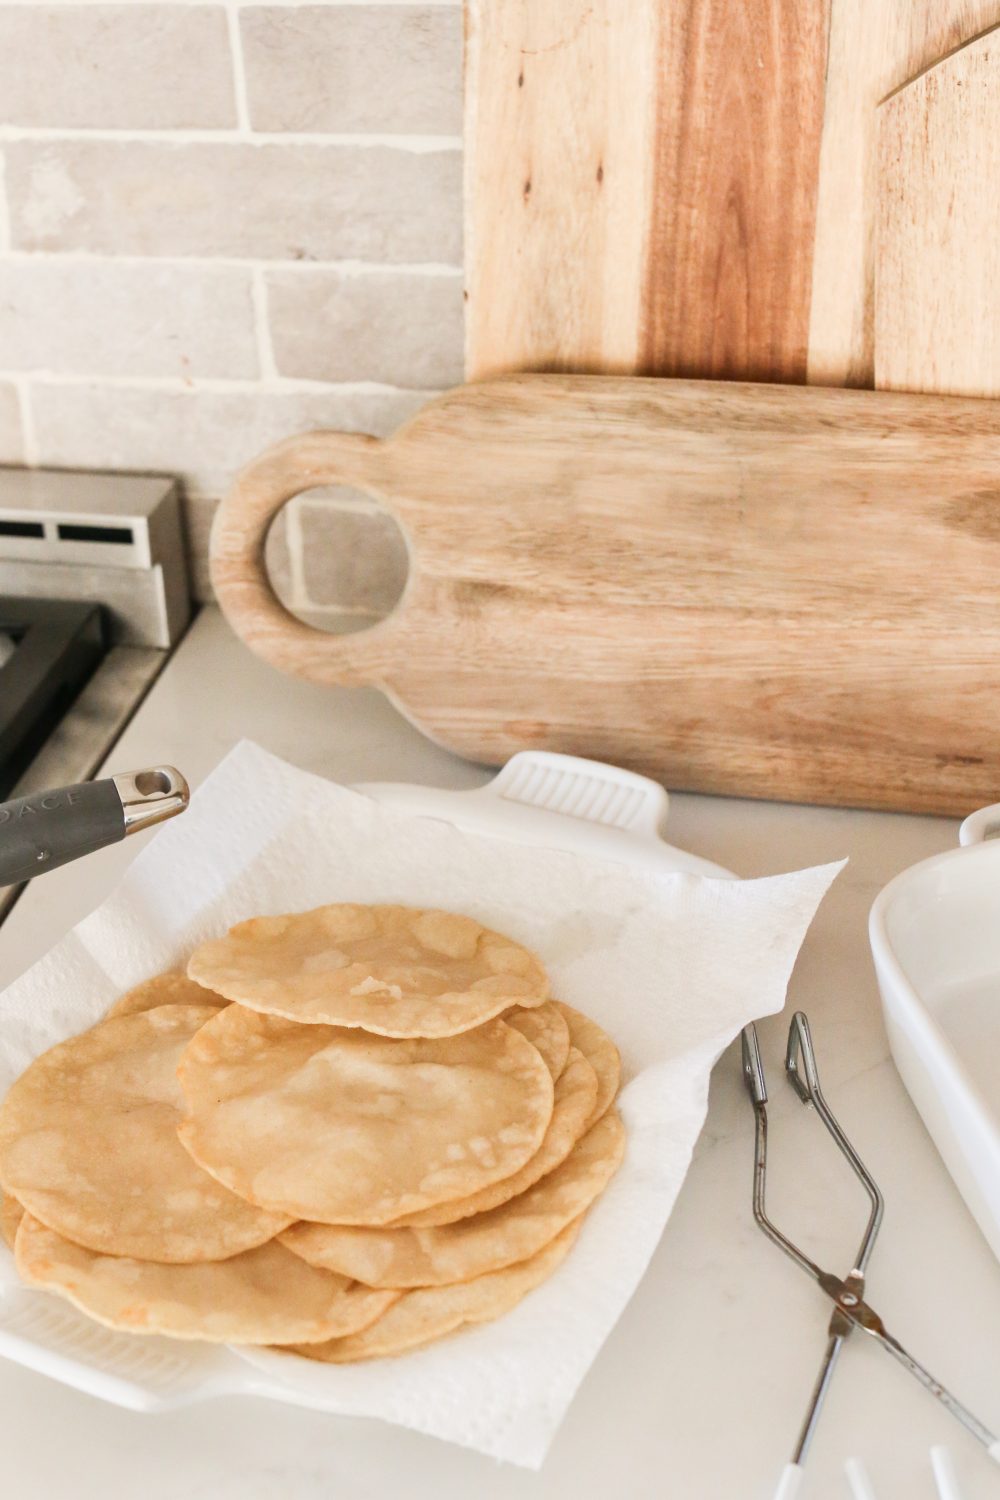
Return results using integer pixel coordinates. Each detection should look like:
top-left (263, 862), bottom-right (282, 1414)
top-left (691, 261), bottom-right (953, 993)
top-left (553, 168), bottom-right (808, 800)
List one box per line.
top-left (0, 596), bottom-right (107, 799)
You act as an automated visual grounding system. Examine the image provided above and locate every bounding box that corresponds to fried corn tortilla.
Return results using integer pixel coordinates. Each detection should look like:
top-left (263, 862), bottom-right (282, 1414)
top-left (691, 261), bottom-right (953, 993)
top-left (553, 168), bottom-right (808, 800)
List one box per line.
top-left (555, 1003), bottom-right (621, 1124)
top-left (504, 1002), bottom-right (570, 1081)
top-left (280, 1110), bottom-right (624, 1287)
top-left (177, 1006), bottom-right (555, 1225)
top-left (287, 1218), bottom-right (582, 1363)
top-left (0, 1189), bottom-right (23, 1251)
top-left (105, 970), bottom-right (228, 1020)
top-left (187, 904), bottom-right (548, 1037)
top-left (15, 1213), bottom-right (398, 1345)
top-left (390, 1047), bottom-right (598, 1227)
top-left (0, 1005), bottom-right (290, 1262)
top-left (2, 903), bottom-right (627, 1360)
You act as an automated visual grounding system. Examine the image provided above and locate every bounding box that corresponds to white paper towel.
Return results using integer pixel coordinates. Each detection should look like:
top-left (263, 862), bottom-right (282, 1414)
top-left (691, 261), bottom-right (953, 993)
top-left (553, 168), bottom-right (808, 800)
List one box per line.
top-left (0, 741), bottom-right (844, 1467)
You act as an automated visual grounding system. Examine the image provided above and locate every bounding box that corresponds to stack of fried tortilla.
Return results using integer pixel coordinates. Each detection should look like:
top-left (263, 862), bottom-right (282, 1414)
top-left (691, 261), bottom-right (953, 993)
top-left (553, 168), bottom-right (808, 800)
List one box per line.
top-left (0, 904), bottom-right (624, 1362)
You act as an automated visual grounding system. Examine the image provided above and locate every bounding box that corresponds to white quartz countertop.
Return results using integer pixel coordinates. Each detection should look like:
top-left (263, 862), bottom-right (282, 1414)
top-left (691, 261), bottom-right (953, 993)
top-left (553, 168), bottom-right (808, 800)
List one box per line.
top-left (2, 607), bottom-right (999, 1500)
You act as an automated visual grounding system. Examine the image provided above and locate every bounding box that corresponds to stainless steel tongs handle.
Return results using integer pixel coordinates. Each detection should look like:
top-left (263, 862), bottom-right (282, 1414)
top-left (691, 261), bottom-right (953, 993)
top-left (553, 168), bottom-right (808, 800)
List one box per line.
top-left (784, 1013), bottom-right (883, 1276)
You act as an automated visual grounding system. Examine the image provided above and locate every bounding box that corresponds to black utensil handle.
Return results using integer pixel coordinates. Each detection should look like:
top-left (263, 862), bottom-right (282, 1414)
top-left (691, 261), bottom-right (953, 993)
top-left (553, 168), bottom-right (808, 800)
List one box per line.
top-left (0, 779), bottom-right (125, 887)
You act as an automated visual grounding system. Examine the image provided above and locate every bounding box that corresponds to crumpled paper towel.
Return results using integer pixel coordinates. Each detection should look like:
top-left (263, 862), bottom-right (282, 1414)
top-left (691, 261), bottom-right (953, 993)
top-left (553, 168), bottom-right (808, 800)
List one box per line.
top-left (0, 741), bottom-right (843, 1467)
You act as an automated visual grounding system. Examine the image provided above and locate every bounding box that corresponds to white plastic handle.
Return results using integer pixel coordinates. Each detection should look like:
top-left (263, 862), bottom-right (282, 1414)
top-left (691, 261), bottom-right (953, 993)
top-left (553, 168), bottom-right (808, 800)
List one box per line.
top-left (773, 1462), bottom-right (804, 1500)
top-left (930, 1445), bottom-right (966, 1500)
top-left (844, 1456), bottom-right (879, 1500)
top-left (957, 803), bottom-right (1000, 846)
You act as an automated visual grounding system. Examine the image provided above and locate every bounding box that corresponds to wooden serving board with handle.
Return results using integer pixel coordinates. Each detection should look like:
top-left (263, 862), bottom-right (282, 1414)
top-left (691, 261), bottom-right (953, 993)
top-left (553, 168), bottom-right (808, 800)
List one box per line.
top-left (211, 375), bottom-right (1000, 815)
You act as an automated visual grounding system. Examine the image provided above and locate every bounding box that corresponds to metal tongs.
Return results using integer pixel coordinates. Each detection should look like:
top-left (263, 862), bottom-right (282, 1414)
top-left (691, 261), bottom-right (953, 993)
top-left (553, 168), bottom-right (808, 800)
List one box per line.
top-left (742, 1014), bottom-right (1000, 1498)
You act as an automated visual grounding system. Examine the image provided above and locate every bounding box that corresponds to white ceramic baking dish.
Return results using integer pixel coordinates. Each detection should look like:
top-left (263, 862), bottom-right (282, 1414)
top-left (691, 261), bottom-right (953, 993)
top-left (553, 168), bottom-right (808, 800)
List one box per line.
top-left (0, 750), bottom-right (730, 1413)
top-left (869, 804), bottom-right (1000, 1263)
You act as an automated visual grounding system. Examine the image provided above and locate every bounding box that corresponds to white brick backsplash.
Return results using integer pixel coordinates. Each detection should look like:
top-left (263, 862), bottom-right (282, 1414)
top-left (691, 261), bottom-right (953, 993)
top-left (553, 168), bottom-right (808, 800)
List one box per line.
top-left (0, 6), bottom-right (236, 130)
top-left (264, 491), bottom-right (407, 621)
top-left (0, 261), bottom-right (257, 378)
top-left (0, 4), bottom-right (466, 613)
top-left (298, 494), bottom-right (408, 611)
top-left (180, 493), bottom-right (218, 603)
top-left (5, 142), bottom-right (463, 263)
top-left (241, 6), bottom-right (462, 134)
top-left (29, 382), bottom-right (432, 500)
top-left (0, 382), bottom-right (23, 461)
top-left (266, 269), bottom-right (463, 386)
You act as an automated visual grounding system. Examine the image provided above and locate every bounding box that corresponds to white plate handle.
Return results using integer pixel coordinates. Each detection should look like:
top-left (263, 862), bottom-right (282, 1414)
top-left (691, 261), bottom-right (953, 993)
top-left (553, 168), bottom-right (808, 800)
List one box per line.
top-left (360, 751), bottom-right (733, 879)
top-left (476, 751), bottom-right (670, 837)
top-left (958, 804), bottom-right (1000, 846)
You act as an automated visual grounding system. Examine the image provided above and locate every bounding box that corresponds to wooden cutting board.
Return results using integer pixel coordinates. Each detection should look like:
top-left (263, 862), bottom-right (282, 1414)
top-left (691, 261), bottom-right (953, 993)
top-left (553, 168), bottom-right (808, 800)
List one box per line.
top-left (211, 375), bottom-right (1000, 815)
top-left (808, 0), bottom-right (999, 388)
top-left (464, 0), bottom-right (1000, 391)
top-left (464, 0), bottom-right (829, 383)
top-left (875, 23), bottom-right (1000, 397)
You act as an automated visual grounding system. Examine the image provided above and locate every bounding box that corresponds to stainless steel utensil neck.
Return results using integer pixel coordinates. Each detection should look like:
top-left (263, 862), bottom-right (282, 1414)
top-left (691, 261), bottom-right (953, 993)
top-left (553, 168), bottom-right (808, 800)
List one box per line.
top-left (785, 1011), bottom-right (884, 1273)
top-left (112, 766), bottom-right (189, 834)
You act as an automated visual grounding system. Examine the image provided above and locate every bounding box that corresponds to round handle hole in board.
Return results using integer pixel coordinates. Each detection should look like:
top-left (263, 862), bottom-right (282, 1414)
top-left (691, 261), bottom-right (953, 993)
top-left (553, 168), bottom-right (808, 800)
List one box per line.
top-left (263, 485), bottom-right (409, 637)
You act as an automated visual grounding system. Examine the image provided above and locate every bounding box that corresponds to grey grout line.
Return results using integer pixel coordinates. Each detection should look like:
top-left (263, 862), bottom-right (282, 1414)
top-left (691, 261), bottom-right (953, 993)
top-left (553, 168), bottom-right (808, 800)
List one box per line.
top-left (0, 151), bottom-right (9, 255)
top-left (224, 2), bottom-right (253, 134)
top-left (0, 1), bottom-right (460, 6)
top-left (0, 371), bottom-right (444, 397)
top-left (283, 498), bottom-right (310, 610)
top-left (250, 267), bottom-right (278, 381)
top-left (0, 125), bottom-right (462, 151)
top-left (186, 487), bottom-right (395, 509)
top-left (13, 377), bottom-right (39, 466)
top-left (297, 493), bottom-right (389, 516)
top-left (0, 250), bottom-right (463, 275)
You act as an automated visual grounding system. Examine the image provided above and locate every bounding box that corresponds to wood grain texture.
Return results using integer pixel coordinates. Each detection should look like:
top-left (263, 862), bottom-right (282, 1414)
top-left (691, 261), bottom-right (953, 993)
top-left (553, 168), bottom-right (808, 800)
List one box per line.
top-left (464, 1), bottom-right (657, 380)
top-left (464, 0), bottom-right (828, 384)
top-left (213, 375), bottom-right (1000, 815)
top-left (808, 0), bottom-right (1000, 388)
top-left (641, 0), bottom-right (828, 382)
top-left (875, 26), bottom-right (1000, 396)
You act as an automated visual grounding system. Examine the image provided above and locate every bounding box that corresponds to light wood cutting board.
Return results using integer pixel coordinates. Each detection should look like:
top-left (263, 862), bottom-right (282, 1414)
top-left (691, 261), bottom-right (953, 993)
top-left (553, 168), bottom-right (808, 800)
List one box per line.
top-left (464, 1), bottom-right (829, 383)
top-left (875, 23), bottom-right (1000, 397)
top-left (808, 0), bottom-right (1000, 388)
top-left (464, 0), bottom-right (1000, 391)
top-left (211, 375), bottom-right (1000, 815)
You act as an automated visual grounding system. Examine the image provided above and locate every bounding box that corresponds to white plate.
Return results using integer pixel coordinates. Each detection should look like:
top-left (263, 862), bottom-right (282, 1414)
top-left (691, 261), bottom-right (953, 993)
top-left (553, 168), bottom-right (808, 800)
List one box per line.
top-left (869, 804), bottom-right (1000, 1263)
top-left (0, 750), bottom-right (730, 1412)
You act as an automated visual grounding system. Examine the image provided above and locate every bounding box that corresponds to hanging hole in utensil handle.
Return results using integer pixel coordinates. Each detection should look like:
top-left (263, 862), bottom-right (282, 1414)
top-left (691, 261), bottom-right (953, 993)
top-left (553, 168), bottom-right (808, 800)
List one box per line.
top-left (133, 769), bottom-right (172, 797)
top-left (210, 431), bottom-right (409, 689)
top-left (112, 766), bottom-right (189, 833)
